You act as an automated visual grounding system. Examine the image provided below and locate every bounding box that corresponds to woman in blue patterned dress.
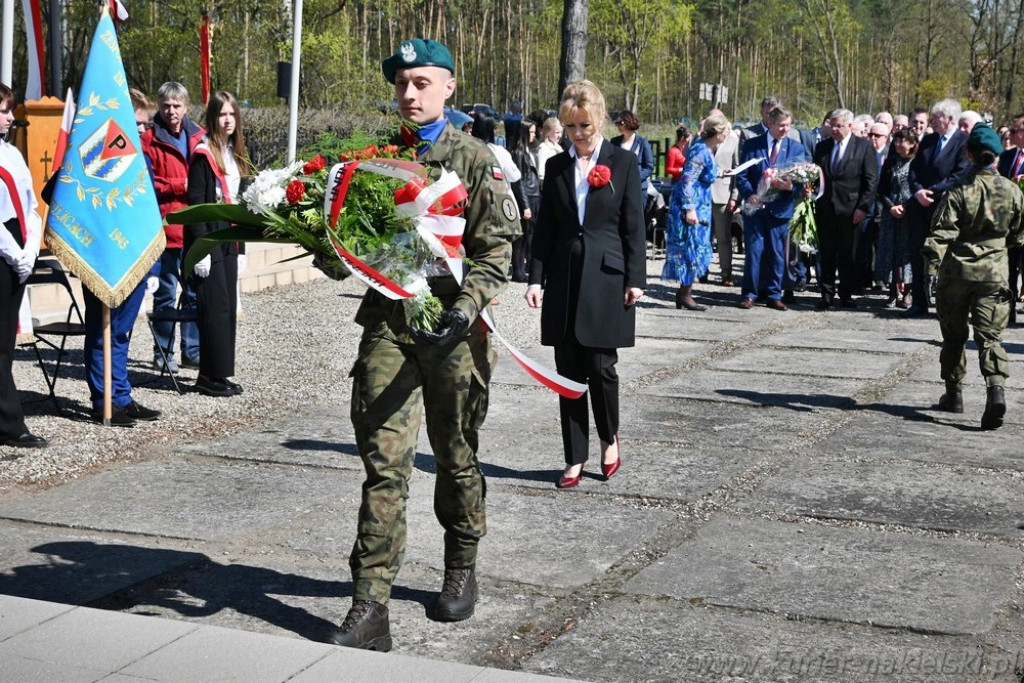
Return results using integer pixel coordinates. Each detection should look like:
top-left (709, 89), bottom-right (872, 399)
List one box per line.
top-left (663, 114), bottom-right (732, 310)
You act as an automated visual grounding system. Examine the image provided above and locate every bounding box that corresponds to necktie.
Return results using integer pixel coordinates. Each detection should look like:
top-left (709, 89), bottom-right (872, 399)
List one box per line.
top-left (769, 138), bottom-right (780, 166)
top-left (1013, 150), bottom-right (1023, 177)
top-left (831, 143), bottom-right (843, 174)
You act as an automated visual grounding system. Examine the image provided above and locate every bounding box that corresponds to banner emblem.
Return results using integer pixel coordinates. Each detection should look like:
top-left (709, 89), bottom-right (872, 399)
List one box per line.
top-left (79, 119), bottom-right (137, 182)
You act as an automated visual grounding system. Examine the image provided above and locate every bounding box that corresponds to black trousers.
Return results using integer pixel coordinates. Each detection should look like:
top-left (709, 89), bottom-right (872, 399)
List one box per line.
top-left (194, 254), bottom-right (238, 379)
top-left (818, 210), bottom-right (857, 302)
top-left (0, 219), bottom-right (27, 438)
top-left (553, 236), bottom-right (619, 466)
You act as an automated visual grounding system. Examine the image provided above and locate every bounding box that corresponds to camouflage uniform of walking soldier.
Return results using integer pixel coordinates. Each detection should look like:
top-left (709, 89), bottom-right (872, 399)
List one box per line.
top-left (314, 39), bottom-right (520, 651)
top-left (925, 123), bottom-right (1024, 430)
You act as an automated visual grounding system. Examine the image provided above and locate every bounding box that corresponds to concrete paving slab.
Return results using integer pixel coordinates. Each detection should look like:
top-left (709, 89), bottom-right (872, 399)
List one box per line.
top-left (709, 347), bottom-right (903, 380)
top-left (0, 528), bottom-right (206, 605)
top-left (638, 368), bottom-right (866, 409)
top-left (637, 309), bottom-right (766, 341)
top-left (288, 649), bottom-right (486, 683)
top-left (624, 516), bottom-right (1021, 634)
top-left (756, 327), bottom-right (932, 354)
top-left (0, 656), bottom-right (106, 682)
top-left (0, 605), bottom-right (197, 672)
top-left (119, 625), bottom-right (330, 682)
top-left (620, 397), bottom-right (826, 449)
top-left (0, 461), bottom-right (357, 542)
top-left (282, 483), bottom-right (675, 589)
top-left (820, 397), bottom-right (1024, 471)
top-left (0, 593), bottom-right (73, 639)
top-left (739, 460), bottom-right (1024, 535)
top-left (525, 595), bottom-right (1002, 683)
top-left (119, 555), bottom-right (554, 666)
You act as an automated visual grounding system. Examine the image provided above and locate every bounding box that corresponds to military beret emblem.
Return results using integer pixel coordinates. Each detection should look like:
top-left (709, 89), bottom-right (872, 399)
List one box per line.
top-left (401, 42), bottom-right (417, 62)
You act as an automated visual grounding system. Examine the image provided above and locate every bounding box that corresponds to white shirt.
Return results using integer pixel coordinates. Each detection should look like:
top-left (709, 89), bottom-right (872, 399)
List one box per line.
top-left (536, 140), bottom-right (562, 181)
top-left (487, 143), bottom-right (521, 195)
top-left (223, 143), bottom-right (241, 202)
top-left (831, 133), bottom-right (852, 169)
top-left (0, 140), bottom-right (42, 264)
top-left (569, 137), bottom-right (604, 226)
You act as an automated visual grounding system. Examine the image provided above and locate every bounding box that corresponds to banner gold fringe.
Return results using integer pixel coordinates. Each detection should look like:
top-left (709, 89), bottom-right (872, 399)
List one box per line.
top-left (43, 229), bottom-right (166, 309)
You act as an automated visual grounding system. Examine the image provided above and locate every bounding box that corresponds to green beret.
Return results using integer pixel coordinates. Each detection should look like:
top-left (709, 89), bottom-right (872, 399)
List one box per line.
top-left (967, 122), bottom-right (1002, 157)
top-left (382, 39), bottom-right (455, 84)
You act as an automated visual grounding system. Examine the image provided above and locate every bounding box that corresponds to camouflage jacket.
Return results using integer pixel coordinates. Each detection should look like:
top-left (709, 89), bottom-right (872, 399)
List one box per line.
top-left (924, 166), bottom-right (1024, 283)
top-left (354, 123), bottom-right (521, 330)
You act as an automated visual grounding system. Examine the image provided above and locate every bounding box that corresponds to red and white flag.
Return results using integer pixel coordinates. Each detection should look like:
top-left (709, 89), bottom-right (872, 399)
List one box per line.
top-left (51, 89), bottom-right (76, 171)
top-left (109, 0), bottom-right (129, 23)
top-left (20, 0), bottom-right (45, 100)
top-left (200, 14), bottom-right (212, 105)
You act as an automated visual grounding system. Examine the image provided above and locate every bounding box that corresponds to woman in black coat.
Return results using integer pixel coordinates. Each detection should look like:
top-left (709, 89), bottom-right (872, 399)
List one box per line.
top-left (525, 80), bottom-right (646, 489)
top-left (186, 91), bottom-right (249, 397)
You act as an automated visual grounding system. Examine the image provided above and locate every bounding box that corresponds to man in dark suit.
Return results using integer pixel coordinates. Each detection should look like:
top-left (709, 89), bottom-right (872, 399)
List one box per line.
top-left (997, 114), bottom-right (1024, 324)
top-left (904, 98), bottom-right (970, 316)
top-left (811, 109), bottom-right (879, 308)
top-left (735, 106), bottom-right (807, 311)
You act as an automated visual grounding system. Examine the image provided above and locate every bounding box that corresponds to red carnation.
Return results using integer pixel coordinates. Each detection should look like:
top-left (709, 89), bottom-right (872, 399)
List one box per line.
top-left (286, 179), bottom-right (306, 204)
top-left (587, 164), bottom-right (612, 189)
top-left (303, 154), bottom-right (326, 175)
top-left (382, 145), bottom-right (400, 157)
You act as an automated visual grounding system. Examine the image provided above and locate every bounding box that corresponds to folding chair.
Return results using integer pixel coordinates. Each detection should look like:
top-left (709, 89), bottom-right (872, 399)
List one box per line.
top-left (23, 256), bottom-right (87, 412)
top-left (147, 301), bottom-right (197, 394)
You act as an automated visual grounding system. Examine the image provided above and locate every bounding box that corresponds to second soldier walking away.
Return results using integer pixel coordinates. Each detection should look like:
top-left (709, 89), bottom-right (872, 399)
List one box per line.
top-left (313, 38), bottom-right (519, 652)
top-left (924, 123), bottom-right (1024, 430)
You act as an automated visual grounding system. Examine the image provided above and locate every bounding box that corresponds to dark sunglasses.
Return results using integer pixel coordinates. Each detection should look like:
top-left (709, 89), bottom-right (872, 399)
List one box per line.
top-left (868, 133), bottom-right (887, 139)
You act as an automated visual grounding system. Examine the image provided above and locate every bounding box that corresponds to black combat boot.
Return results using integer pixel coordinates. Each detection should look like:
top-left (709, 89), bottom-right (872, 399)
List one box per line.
top-left (434, 565), bottom-right (478, 621)
top-left (325, 600), bottom-right (392, 651)
top-left (981, 385), bottom-right (1006, 430)
top-left (936, 386), bottom-right (964, 413)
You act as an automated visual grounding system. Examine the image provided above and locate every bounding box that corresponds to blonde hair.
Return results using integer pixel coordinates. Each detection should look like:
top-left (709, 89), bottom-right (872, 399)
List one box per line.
top-left (701, 114), bottom-right (730, 140)
top-left (558, 80), bottom-right (607, 128)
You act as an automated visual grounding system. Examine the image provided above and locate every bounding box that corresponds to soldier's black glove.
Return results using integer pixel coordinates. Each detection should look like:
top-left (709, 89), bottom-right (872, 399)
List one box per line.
top-left (411, 308), bottom-right (470, 345)
top-left (312, 251), bottom-right (350, 281)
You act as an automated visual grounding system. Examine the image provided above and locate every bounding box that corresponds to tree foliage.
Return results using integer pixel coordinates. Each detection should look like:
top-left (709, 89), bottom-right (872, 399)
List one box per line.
top-left (7, 0), bottom-right (1024, 125)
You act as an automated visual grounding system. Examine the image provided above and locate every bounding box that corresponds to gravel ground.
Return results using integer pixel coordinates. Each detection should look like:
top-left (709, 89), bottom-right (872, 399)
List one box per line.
top-left (0, 274), bottom-right (550, 494)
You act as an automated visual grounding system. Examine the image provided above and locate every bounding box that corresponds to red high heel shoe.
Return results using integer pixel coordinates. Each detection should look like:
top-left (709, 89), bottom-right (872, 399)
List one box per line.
top-left (556, 473), bottom-right (580, 489)
top-left (601, 458), bottom-right (621, 480)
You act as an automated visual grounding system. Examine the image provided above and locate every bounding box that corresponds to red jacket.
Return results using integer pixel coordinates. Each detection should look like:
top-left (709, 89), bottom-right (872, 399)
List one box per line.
top-left (142, 116), bottom-right (205, 248)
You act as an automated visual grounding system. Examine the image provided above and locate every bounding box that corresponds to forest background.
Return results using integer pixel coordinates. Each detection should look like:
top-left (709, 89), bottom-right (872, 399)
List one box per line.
top-left (6, 0), bottom-right (1021, 132)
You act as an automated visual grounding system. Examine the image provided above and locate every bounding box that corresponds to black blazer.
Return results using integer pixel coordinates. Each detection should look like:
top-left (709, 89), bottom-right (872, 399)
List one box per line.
top-left (813, 135), bottom-right (878, 218)
top-left (530, 139), bottom-right (646, 349)
top-left (907, 130), bottom-right (969, 218)
top-left (997, 147), bottom-right (1022, 179)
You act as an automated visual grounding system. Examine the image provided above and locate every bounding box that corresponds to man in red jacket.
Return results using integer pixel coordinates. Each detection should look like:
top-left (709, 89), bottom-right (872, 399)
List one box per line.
top-left (141, 81), bottom-right (205, 372)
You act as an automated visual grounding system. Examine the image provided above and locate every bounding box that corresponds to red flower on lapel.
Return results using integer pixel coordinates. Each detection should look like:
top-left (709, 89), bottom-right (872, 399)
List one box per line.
top-left (587, 164), bottom-right (612, 189)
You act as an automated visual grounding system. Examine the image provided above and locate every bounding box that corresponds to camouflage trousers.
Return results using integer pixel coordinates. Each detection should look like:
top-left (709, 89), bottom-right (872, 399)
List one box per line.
top-left (934, 277), bottom-right (1011, 389)
top-left (348, 320), bottom-right (494, 605)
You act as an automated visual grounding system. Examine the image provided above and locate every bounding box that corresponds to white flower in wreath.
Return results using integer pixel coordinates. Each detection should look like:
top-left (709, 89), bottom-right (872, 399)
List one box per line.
top-left (242, 161), bottom-right (303, 215)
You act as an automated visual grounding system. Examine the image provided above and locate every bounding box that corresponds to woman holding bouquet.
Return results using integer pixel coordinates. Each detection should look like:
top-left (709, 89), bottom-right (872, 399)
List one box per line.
top-left (663, 114), bottom-right (732, 310)
top-left (526, 80), bottom-right (646, 489)
top-left (186, 91), bottom-right (249, 397)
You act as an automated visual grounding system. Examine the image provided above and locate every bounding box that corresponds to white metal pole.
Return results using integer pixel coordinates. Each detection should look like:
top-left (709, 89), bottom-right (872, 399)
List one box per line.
top-left (286, 0), bottom-right (302, 163)
top-left (1, 0), bottom-right (14, 87)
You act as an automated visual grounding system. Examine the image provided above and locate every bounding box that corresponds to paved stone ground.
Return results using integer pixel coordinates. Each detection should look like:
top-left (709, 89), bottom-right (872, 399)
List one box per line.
top-left (1, 256), bottom-right (1023, 682)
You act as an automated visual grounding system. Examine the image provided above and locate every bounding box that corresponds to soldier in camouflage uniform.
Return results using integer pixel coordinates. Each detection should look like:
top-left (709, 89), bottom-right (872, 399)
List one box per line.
top-left (924, 123), bottom-right (1024, 430)
top-left (315, 39), bottom-right (520, 651)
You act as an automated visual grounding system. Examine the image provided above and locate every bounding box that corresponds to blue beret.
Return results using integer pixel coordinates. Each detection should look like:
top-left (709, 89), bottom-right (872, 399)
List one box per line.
top-left (382, 39), bottom-right (455, 84)
top-left (967, 122), bottom-right (1002, 157)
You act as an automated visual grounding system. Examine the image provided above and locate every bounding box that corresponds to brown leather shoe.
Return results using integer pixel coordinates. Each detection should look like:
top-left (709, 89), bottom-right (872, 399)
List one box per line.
top-left (738, 298), bottom-right (755, 309)
top-left (325, 600), bottom-right (392, 651)
top-left (721, 278), bottom-right (735, 287)
top-left (767, 299), bottom-right (788, 311)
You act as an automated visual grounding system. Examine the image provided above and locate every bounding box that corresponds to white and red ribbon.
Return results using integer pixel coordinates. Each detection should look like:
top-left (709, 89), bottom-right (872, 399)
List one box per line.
top-left (322, 159), bottom-right (586, 399)
top-left (51, 89), bottom-right (76, 170)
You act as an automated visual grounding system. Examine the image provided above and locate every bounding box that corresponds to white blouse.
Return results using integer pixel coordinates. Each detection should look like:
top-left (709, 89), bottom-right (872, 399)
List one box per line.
top-left (0, 140), bottom-right (42, 263)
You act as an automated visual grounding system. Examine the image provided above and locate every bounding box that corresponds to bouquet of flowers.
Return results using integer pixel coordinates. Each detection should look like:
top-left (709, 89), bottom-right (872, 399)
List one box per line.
top-left (742, 161), bottom-right (821, 215)
top-left (785, 163), bottom-right (823, 254)
top-left (169, 143), bottom-right (469, 331)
